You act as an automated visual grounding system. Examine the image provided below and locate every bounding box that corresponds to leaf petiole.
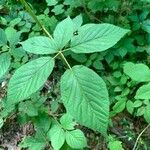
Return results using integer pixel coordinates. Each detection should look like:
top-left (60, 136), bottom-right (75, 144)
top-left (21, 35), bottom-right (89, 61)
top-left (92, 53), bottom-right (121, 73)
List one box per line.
top-left (59, 52), bottom-right (72, 70)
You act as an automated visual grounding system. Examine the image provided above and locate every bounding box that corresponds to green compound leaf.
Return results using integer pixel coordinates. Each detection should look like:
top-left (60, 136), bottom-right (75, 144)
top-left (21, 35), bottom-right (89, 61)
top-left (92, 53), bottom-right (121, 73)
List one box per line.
top-left (124, 62), bottom-right (150, 82)
top-left (8, 57), bottom-right (54, 103)
top-left (70, 24), bottom-right (129, 53)
top-left (0, 53), bottom-right (11, 79)
top-left (135, 82), bottom-right (150, 99)
top-left (47, 124), bottom-right (65, 150)
top-left (21, 36), bottom-right (58, 54)
top-left (61, 65), bottom-right (109, 136)
top-left (54, 17), bottom-right (74, 49)
top-left (65, 129), bottom-right (87, 149)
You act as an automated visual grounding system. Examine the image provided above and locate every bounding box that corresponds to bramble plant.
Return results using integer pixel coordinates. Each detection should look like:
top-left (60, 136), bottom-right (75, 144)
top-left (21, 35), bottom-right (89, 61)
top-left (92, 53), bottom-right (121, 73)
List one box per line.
top-left (3, 0), bottom-right (150, 149)
top-left (0, 0), bottom-right (129, 149)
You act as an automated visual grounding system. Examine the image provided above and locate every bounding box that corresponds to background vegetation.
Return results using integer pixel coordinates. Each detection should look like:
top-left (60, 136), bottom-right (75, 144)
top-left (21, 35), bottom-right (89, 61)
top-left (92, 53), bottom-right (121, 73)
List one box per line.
top-left (0, 0), bottom-right (150, 149)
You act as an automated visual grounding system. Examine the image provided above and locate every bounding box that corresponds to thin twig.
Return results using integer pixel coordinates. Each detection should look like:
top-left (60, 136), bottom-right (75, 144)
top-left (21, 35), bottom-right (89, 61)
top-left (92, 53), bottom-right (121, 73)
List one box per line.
top-left (133, 123), bottom-right (150, 150)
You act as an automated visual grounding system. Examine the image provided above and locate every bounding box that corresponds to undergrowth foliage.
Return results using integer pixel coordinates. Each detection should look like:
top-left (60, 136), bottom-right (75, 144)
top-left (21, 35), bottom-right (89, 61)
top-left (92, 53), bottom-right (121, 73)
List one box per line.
top-left (0, 0), bottom-right (150, 149)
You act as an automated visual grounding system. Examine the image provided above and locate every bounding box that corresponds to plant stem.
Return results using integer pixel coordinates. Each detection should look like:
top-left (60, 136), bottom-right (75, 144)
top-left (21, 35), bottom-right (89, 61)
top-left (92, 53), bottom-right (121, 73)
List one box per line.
top-left (52, 51), bottom-right (72, 69)
top-left (133, 123), bottom-right (150, 150)
top-left (52, 51), bottom-right (61, 59)
top-left (62, 48), bottom-right (71, 52)
top-left (19, 0), bottom-right (52, 38)
top-left (60, 52), bottom-right (72, 69)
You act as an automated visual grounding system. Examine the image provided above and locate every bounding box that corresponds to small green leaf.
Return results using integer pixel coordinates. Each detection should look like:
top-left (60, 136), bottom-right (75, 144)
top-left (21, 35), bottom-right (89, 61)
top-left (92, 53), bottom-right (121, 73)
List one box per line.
top-left (108, 140), bottom-right (124, 150)
top-left (54, 17), bottom-right (74, 49)
top-left (8, 57), bottom-right (54, 104)
top-left (46, 0), bottom-right (58, 6)
top-left (70, 24), bottom-right (129, 53)
top-left (21, 36), bottom-right (58, 54)
top-left (65, 129), bottom-right (87, 149)
top-left (143, 99), bottom-right (150, 105)
top-left (64, 0), bottom-right (82, 7)
top-left (9, 18), bottom-right (21, 27)
top-left (133, 100), bottom-right (142, 107)
top-left (47, 124), bottom-right (65, 150)
top-left (52, 4), bottom-right (64, 15)
top-left (60, 114), bottom-right (76, 130)
top-left (61, 65), bottom-right (109, 136)
top-left (136, 107), bottom-right (145, 116)
top-left (19, 101), bottom-right (38, 117)
top-left (112, 99), bottom-right (126, 114)
top-left (93, 60), bottom-right (103, 70)
top-left (5, 27), bottom-right (20, 47)
top-left (19, 135), bottom-right (46, 150)
top-left (0, 53), bottom-right (11, 79)
top-left (0, 28), bottom-right (7, 46)
top-left (51, 100), bottom-right (59, 113)
top-left (144, 105), bottom-right (150, 123)
top-left (135, 82), bottom-right (150, 99)
top-left (34, 112), bottom-right (51, 132)
top-left (126, 100), bottom-right (134, 114)
top-left (123, 62), bottom-right (150, 82)
top-left (142, 19), bottom-right (150, 33)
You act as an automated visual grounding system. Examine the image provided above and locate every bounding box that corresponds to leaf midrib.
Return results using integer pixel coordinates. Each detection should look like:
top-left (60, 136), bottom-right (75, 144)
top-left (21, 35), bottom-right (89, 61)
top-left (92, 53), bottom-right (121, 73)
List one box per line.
top-left (72, 70), bottom-right (104, 118)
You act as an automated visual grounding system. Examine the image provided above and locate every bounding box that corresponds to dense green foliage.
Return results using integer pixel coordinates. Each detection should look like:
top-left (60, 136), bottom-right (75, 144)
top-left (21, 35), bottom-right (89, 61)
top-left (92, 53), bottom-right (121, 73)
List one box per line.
top-left (0, 0), bottom-right (150, 149)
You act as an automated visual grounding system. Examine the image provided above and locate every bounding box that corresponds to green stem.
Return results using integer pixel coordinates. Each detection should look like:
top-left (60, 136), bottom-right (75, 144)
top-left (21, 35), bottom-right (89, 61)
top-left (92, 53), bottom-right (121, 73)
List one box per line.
top-left (19, 0), bottom-right (52, 38)
top-left (60, 52), bottom-right (72, 70)
top-left (52, 51), bottom-right (72, 70)
top-left (62, 48), bottom-right (71, 53)
top-left (52, 51), bottom-right (61, 59)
